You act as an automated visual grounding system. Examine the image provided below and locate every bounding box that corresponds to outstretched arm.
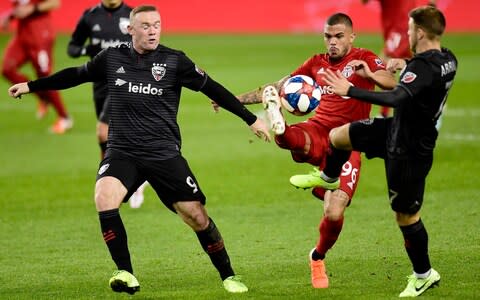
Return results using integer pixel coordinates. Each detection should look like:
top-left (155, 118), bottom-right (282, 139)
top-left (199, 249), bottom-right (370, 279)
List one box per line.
top-left (324, 69), bottom-right (409, 107)
top-left (8, 66), bottom-right (92, 99)
top-left (237, 76), bottom-right (289, 104)
top-left (201, 77), bottom-right (271, 142)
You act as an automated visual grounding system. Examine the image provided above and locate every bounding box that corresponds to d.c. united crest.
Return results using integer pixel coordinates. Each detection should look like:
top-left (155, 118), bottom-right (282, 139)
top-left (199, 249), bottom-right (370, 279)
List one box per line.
top-left (152, 63), bottom-right (166, 81)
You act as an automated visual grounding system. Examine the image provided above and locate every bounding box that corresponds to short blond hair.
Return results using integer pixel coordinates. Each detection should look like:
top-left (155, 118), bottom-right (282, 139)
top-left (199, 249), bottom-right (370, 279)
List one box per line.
top-left (129, 5), bottom-right (158, 24)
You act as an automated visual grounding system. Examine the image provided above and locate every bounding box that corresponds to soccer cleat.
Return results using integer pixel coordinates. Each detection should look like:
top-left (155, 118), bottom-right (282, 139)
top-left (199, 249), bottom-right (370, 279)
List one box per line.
top-left (36, 100), bottom-right (49, 119)
top-left (223, 275), bottom-right (248, 293)
top-left (130, 182), bottom-right (148, 209)
top-left (290, 168), bottom-right (340, 190)
top-left (50, 117), bottom-right (74, 134)
top-left (262, 85), bottom-right (285, 135)
top-left (109, 270), bottom-right (140, 295)
top-left (399, 269), bottom-right (440, 297)
top-left (309, 249), bottom-right (329, 288)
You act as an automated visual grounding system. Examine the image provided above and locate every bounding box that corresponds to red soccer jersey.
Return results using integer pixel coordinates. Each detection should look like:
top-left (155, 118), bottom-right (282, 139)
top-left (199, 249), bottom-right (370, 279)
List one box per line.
top-left (379, 0), bottom-right (415, 58)
top-left (11, 0), bottom-right (53, 40)
top-left (292, 47), bottom-right (386, 130)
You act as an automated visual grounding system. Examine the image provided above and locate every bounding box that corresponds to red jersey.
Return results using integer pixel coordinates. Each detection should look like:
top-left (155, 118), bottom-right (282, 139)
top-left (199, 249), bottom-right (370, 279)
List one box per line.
top-left (11, 0), bottom-right (53, 40)
top-left (379, 0), bottom-right (415, 58)
top-left (292, 47), bottom-right (386, 130)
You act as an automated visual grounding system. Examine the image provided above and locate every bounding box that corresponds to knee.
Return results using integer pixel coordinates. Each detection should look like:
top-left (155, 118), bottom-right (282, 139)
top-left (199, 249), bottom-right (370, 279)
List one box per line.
top-left (94, 184), bottom-right (113, 209)
top-left (323, 190), bottom-right (349, 220)
top-left (188, 210), bottom-right (210, 231)
top-left (329, 124), bottom-right (352, 150)
top-left (395, 211), bottom-right (420, 226)
top-left (94, 178), bottom-right (126, 211)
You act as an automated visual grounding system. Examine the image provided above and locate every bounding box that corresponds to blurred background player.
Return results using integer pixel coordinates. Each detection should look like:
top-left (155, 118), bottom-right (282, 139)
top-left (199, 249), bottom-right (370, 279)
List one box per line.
top-left (360, 0), bottom-right (437, 118)
top-left (234, 13), bottom-right (396, 288)
top-left (67, 0), bottom-right (148, 208)
top-left (0, 0), bottom-right (72, 134)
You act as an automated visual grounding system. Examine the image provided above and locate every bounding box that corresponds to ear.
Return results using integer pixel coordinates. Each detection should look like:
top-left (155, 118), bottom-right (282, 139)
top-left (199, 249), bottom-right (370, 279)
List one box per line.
top-left (416, 27), bottom-right (425, 40)
top-left (350, 32), bottom-right (356, 43)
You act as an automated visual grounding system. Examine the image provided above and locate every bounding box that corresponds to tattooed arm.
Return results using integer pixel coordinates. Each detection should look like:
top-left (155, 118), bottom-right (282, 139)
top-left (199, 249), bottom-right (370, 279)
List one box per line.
top-left (211, 76), bottom-right (288, 112)
top-left (237, 76), bottom-right (289, 104)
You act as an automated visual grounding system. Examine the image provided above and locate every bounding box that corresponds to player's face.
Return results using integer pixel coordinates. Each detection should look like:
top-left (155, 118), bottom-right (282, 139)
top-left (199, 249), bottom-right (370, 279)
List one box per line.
top-left (323, 23), bottom-right (355, 61)
top-left (128, 11), bottom-right (161, 54)
top-left (102, 0), bottom-right (123, 9)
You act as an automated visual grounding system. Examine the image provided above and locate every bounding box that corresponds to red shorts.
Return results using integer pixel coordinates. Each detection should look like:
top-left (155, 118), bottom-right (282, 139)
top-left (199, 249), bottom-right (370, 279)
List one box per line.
top-left (281, 121), bottom-right (362, 200)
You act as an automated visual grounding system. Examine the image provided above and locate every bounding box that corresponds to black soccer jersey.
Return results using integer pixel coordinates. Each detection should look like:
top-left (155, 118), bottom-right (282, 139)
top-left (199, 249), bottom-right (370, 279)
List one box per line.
top-left (69, 3), bottom-right (132, 58)
top-left (391, 48), bottom-right (457, 159)
top-left (67, 3), bottom-right (132, 108)
top-left (84, 44), bottom-right (211, 160)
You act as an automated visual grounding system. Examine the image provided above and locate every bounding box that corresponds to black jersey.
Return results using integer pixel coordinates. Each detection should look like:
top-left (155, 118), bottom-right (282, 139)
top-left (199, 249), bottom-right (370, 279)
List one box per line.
top-left (85, 44), bottom-right (210, 160)
top-left (68, 3), bottom-right (132, 58)
top-left (68, 3), bottom-right (132, 106)
top-left (391, 48), bottom-right (457, 159)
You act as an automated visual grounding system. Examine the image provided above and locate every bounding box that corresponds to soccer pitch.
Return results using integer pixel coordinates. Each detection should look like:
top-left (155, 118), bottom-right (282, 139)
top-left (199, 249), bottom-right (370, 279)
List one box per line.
top-left (0, 33), bottom-right (479, 299)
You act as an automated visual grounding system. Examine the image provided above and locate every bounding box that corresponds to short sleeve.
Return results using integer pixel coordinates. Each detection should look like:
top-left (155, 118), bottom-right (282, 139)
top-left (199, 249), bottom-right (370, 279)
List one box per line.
top-left (362, 51), bottom-right (387, 73)
top-left (291, 56), bottom-right (317, 78)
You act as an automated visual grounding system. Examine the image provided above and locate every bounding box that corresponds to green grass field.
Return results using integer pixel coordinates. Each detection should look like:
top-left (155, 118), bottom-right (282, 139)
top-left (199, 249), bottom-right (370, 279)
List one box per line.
top-left (0, 32), bottom-right (479, 299)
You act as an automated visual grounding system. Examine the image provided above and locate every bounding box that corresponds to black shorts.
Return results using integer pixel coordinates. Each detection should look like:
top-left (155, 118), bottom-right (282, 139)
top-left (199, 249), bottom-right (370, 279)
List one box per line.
top-left (96, 150), bottom-right (206, 211)
top-left (349, 117), bottom-right (390, 160)
top-left (385, 157), bottom-right (432, 214)
top-left (349, 117), bottom-right (432, 214)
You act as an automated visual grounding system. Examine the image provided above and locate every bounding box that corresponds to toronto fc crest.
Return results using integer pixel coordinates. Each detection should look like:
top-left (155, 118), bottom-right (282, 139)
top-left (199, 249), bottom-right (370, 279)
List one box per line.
top-left (152, 63), bottom-right (166, 81)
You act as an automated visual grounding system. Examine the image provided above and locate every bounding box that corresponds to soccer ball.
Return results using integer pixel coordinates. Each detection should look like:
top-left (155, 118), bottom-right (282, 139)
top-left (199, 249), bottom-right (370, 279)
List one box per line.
top-left (280, 75), bottom-right (321, 116)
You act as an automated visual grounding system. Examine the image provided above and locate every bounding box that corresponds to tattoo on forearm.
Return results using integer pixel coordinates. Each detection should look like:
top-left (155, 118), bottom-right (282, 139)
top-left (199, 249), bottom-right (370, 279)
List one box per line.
top-left (238, 88), bottom-right (262, 105)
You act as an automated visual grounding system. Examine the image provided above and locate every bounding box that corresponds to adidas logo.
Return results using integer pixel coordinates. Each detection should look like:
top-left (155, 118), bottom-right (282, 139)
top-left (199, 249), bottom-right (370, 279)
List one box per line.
top-left (116, 66), bottom-right (125, 74)
top-left (317, 67), bottom-right (325, 74)
top-left (92, 24), bottom-right (101, 31)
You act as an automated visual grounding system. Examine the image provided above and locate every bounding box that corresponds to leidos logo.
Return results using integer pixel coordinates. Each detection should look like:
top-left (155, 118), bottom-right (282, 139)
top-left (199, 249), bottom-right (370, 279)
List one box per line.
top-left (115, 78), bottom-right (163, 95)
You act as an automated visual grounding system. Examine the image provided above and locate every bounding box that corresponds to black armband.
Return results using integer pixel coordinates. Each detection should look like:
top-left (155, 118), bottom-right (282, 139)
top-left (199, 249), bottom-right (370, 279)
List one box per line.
top-left (201, 77), bottom-right (257, 125)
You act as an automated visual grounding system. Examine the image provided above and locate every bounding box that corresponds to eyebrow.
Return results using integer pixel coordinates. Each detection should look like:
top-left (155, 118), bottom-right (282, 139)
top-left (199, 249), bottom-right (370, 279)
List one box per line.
top-left (324, 32), bottom-right (345, 38)
top-left (140, 21), bottom-right (161, 26)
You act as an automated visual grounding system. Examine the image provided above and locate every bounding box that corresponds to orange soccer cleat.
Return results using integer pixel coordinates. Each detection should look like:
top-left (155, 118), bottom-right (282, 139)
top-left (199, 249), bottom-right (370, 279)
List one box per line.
top-left (309, 248), bottom-right (329, 288)
top-left (50, 117), bottom-right (74, 134)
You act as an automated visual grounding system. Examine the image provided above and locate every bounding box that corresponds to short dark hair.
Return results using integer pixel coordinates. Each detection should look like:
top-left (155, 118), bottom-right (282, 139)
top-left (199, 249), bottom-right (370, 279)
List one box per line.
top-left (130, 5), bottom-right (157, 23)
top-left (326, 13), bottom-right (353, 29)
top-left (409, 6), bottom-right (446, 38)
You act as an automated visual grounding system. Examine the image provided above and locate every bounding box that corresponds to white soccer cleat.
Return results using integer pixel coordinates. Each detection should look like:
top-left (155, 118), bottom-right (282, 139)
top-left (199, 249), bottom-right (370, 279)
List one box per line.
top-left (262, 85), bottom-right (285, 135)
top-left (129, 181), bottom-right (148, 208)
